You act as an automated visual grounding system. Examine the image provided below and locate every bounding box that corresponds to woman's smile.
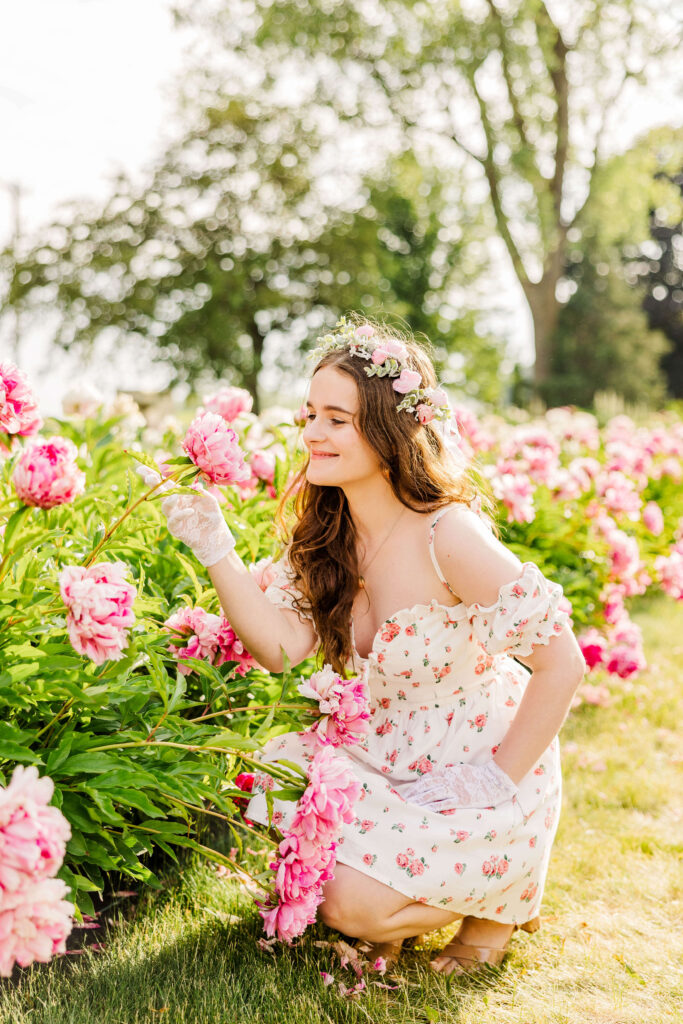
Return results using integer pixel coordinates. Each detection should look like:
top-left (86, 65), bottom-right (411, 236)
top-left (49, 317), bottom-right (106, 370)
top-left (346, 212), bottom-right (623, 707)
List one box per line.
top-left (310, 450), bottom-right (339, 460)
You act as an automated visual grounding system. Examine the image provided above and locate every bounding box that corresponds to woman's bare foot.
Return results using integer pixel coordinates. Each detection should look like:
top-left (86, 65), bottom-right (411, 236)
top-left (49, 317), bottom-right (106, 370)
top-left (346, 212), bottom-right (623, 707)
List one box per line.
top-left (430, 916), bottom-right (515, 975)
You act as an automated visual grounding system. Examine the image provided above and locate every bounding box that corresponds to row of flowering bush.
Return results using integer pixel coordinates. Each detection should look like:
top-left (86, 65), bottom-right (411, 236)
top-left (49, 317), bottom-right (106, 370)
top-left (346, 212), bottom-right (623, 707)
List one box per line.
top-left (453, 403), bottom-right (683, 699)
top-left (2, 356), bottom-right (683, 970)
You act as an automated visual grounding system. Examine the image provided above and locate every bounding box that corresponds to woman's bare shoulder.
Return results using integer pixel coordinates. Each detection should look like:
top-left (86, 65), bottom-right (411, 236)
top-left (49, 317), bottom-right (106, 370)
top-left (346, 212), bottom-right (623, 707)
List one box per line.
top-left (431, 505), bottom-right (523, 606)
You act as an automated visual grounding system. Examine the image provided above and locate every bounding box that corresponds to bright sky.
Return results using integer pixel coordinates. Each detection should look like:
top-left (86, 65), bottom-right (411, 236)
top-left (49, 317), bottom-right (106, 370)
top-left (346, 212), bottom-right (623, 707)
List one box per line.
top-left (1, 0), bottom-right (682, 412)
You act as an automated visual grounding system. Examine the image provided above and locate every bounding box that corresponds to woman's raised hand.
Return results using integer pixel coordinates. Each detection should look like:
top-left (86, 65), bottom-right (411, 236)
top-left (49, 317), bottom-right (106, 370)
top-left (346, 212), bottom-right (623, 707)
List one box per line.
top-left (136, 464), bottom-right (236, 568)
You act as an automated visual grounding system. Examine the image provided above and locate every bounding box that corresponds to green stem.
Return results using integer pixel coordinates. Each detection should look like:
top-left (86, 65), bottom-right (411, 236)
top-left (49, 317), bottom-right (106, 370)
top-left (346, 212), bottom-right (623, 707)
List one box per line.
top-left (85, 740), bottom-right (304, 783)
top-left (35, 699), bottom-right (74, 739)
top-left (164, 796), bottom-right (278, 850)
top-left (186, 704), bottom-right (313, 723)
top-left (83, 467), bottom-right (190, 568)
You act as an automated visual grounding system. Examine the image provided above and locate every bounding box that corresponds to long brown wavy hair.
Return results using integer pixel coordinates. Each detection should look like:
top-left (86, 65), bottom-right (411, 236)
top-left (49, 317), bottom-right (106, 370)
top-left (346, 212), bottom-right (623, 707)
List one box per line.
top-left (277, 318), bottom-right (495, 674)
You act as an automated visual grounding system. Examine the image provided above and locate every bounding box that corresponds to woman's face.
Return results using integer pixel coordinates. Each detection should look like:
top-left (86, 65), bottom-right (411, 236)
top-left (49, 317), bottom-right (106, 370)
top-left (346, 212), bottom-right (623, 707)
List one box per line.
top-left (302, 366), bottom-right (383, 489)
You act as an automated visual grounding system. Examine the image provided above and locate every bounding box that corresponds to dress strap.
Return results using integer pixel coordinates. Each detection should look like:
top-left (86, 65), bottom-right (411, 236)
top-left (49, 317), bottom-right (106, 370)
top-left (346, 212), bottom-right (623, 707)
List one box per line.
top-left (428, 504), bottom-right (466, 597)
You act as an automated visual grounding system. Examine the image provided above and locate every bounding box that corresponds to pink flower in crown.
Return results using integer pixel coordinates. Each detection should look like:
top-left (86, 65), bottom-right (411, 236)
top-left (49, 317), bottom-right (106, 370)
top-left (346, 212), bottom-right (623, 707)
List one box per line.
top-left (0, 362), bottom-right (42, 438)
top-left (0, 767), bottom-right (71, 893)
top-left (12, 437), bottom-right (85, 509)
top-left (424, 387), bottom-right (448, 408)
top-left (203, 385), bottom-right (253, 422)
top-left (181, 411), bottom-right (251, 486)
top-left (355, 325), bottom-right (375, 339)
top-left (0, 877), bottom-right (74, 977)
top-left (371, 338), bottom-right (408, 365)
top-left (59, 562), bottom-right (136, 665)
top-left (416, 404), bottom-right (435, 424)
top-left (392, 369), bottom-right (422, 394)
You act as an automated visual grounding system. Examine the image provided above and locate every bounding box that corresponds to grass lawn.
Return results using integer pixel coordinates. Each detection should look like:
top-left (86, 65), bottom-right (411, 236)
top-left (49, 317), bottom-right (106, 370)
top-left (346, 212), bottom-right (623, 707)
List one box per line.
top-left (2, 594), bottom-right (681, 1024)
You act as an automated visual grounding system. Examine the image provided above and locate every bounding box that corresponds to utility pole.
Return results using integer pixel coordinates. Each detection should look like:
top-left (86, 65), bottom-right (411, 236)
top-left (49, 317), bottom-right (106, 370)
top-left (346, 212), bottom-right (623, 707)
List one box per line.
top-left (1, 180), bottom-right (23, 360)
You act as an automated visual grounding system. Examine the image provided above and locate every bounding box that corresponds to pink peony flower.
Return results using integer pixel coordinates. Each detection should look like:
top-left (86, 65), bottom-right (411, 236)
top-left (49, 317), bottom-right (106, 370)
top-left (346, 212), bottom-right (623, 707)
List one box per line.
top-left (258, 890), bottom-right (322, 944)
top-left (234, 773), bottom-right (255, 792)
top-left (577, 683), bottom-right (611, 707)
top-left (392, 369), bottom-right (422, 395)
top-left (642, 501), bottom-right (664, 536)
top-left (203, 386), bottom-right (253, 422)
top-left (606, 645), bottom-right (645, 679)
top-left (181, 411), bottom-right (251, 487)
top-left (297, 666), bottom-right (371, 748)
top-left (578, 628), bottom-right (607, 670)
top-left (0, 362), bottom-right (42, 438)
top-left (416, 403), bottom-right (435, 424)
top-left (491, 469), bottom-right (536, 524)
top-left (164, 605), bottom-right (254, 677)
top-left (12, 437), bottom-right (85, 509)
top-left (59, 562), bottom-right (136, 665)
top-left (0, 877), bottom-right (73, 977)
top-left (290, 746), bottom-right (360, 844)
top-left (249, 556), bottom-right (278, 592)
top-left (250, 450), bottom-right (276, 484)
top-left (654, 549), bottom-right (683, 601)
top-left (0, 767), bottom-right (71, 894)
top-left (272, 834), bottom-right (336, 901)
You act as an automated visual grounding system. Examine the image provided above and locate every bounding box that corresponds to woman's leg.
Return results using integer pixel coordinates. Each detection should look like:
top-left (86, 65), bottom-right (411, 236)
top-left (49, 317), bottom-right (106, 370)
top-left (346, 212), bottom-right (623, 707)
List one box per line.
top-left (320, 865), bottom-right (520, 975)
top-left (319, 863), bottom-right (462, 942)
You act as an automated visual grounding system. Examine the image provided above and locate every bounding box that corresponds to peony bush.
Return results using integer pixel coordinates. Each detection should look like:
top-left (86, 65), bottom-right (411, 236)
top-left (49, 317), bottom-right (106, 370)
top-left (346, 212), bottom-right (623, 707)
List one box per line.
top-left (3, 359), bottom-right (683, 966)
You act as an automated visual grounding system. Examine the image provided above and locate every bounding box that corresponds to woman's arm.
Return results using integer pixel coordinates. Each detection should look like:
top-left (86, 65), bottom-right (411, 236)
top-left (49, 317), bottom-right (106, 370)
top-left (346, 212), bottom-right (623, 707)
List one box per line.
top-left (490, 626), bottom-right (584, 783)
top-left (434, 509), bottom-right (585, 784)
top-left (138, 466), bottom-right (318, 673)
top-left (209, 551), bottom-right (317, 673)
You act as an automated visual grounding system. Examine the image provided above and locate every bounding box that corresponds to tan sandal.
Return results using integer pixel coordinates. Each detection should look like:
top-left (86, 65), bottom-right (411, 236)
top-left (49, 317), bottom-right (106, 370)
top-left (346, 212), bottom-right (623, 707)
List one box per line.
top-left (432, 916), bottom-right (540, 975)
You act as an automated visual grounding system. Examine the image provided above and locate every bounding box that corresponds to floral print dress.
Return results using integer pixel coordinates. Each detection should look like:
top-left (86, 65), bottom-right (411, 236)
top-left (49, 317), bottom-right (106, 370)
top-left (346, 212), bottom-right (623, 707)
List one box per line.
top-left (247, 505), bottom-right (569, 925)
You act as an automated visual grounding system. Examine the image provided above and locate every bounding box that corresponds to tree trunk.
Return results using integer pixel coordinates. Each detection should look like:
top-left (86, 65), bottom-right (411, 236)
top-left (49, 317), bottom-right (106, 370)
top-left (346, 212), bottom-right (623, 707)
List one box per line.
top-left (523, 237), bottom-right (567, 387)
top-left (245, 321), bottom-right (264, 414)
top-left (525, 279), bottom-right (560, 386)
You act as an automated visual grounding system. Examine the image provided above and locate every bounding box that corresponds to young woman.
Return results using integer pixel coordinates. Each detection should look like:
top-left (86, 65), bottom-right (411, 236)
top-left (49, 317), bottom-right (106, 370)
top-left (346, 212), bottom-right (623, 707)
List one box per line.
top-left (155, 319), bottom-right (585, 975)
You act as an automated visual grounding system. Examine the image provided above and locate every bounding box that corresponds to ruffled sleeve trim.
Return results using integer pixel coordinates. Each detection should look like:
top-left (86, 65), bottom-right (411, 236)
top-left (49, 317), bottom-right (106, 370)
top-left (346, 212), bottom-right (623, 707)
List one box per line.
top-left (467, 562), bottom-right (569, 657)
top-left (263, 550), bottom-right (318, 637)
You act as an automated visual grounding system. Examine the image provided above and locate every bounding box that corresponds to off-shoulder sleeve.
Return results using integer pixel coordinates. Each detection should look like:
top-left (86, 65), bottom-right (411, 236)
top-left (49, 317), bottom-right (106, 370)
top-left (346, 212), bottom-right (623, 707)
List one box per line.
top-left (468, 562), bottom-right (569, 657)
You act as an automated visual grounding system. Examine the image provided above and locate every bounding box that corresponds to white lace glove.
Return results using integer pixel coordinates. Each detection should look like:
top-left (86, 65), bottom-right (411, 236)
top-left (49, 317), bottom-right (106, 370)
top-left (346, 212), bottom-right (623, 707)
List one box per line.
top-left (401, 760), bottom-right (517, 812)
top-left (136, 464), bottom-right (236, 568)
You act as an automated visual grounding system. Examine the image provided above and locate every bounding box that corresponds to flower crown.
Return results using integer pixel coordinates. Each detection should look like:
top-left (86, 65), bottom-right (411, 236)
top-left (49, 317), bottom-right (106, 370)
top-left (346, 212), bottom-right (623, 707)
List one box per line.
top-left (309, 318), bottom-right (451, 424)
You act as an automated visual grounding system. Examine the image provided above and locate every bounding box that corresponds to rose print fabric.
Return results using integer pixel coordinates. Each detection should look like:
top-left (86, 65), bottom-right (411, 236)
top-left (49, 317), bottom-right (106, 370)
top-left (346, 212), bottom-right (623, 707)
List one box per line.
top-left (248, 505), bottom-right (569, 925)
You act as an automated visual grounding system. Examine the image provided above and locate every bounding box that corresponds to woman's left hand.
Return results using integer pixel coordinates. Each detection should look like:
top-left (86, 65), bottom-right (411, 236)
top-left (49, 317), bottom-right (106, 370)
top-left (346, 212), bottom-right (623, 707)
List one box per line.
top-left (401, 760), bottom-right (517, 811)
